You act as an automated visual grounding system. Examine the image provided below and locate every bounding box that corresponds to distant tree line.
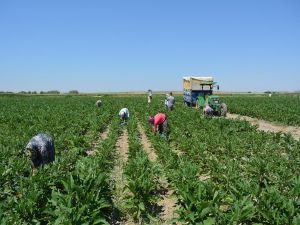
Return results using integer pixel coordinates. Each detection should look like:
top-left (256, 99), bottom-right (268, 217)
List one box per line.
top-left (40, 90), bottom-right (61, 94)
top-left (18, 91), bottom-right (38, 94)
top-left (0, 91), bottom-right (14, 94)
top-left (14, 90), bottom-right (61, 94)
top-left (68, 90), bottom-right (79, 94)
top-left (0, 90), bottom-right (80, 95)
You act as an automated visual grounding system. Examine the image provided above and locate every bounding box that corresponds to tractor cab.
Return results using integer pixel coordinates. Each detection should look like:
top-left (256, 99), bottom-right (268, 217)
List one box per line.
top-left (194, 82), bottom-right (215, 109)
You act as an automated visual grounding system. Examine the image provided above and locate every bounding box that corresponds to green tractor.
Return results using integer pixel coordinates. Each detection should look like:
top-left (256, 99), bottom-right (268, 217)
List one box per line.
top-left (183, 76), bottom-right (227, 116)
top-left (198, 95), bottom-right (227, 117)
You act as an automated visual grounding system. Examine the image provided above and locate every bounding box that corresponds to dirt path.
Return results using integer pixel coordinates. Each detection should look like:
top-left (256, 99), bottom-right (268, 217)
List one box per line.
top-left (115, 129), bottom-right (129, 163)
top-left (138, 123), bottom-right (157, 162)
top-left (110, 129), bottom-right (134, 225)
top-left (86, 125), bottom-right (110, 156)
top-left (137, 123), bottom-right (179, 224)
top-left (227, 113), bottom-right (300, 141)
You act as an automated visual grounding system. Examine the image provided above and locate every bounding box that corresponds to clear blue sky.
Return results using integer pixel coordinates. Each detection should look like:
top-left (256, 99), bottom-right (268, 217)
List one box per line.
top-left (0, 0), bottom-right (299, 92)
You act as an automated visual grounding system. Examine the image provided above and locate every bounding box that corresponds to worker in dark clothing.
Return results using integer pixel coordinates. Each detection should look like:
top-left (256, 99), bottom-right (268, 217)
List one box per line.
top-left (25, 133), bottom-right (55, 175)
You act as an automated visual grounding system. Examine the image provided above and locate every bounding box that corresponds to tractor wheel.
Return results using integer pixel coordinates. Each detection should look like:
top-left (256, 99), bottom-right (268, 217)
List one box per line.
top-left (221, 103), bottom-right (227, 117)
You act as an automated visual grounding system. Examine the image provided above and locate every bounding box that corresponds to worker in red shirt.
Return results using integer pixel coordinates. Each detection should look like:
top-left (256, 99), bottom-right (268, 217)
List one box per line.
top-left (148, 113), bottom-right (168, 138)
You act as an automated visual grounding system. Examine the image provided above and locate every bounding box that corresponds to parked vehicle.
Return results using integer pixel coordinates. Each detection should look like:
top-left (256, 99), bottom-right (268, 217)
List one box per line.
top-left (183, 76), bottom-right (227, 116)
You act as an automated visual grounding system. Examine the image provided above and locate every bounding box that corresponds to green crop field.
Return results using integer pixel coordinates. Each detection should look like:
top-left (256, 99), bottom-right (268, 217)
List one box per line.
top-left (222, 94), bottom-right (300, 126)
top-left (1, 94), bottom-right (300, 224)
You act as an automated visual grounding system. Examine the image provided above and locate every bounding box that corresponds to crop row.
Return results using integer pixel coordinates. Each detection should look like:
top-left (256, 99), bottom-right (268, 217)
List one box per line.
top-left (1, 95), bottom-right (300, 224)
top-left (222, 94), bottom-right (300, 125)
top-left (0, 96), bottom-right (120, 224)
top-left (128, 95), bottom-right (300, 224)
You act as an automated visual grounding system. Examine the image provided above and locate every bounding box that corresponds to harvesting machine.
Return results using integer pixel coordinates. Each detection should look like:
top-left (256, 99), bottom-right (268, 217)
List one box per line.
top-left (183, 76), bottom-right (227, 116)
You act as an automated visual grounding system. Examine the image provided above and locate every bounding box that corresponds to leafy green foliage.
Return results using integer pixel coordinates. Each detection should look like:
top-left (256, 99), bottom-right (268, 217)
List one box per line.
top-left (123, 115), bottom-right (160, 223)
top-left (0, 95), bottom-right (118, 224)
top-left (1, 94), bottom-right (300, 224)
top-left (223, 94), bottom-right (300, 125)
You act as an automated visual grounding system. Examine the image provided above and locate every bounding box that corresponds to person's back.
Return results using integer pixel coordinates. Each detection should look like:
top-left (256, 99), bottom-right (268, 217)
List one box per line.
top-left (119, 108), bottom-right (129, 117)
top-left (25, 133), bottom-right (55, 174)
top-left (148, 113), bottom-right (168, 138)
top-left (119, 108), bottom-right (129, 124)
top-left (167, 95), bottom-right (175, 105)
top-left (167, 92), bottom-right (175, 110)
top-left (95, 100), bottom-right (102, 107)
top-left (153, 113), bottom-right (167, 127)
